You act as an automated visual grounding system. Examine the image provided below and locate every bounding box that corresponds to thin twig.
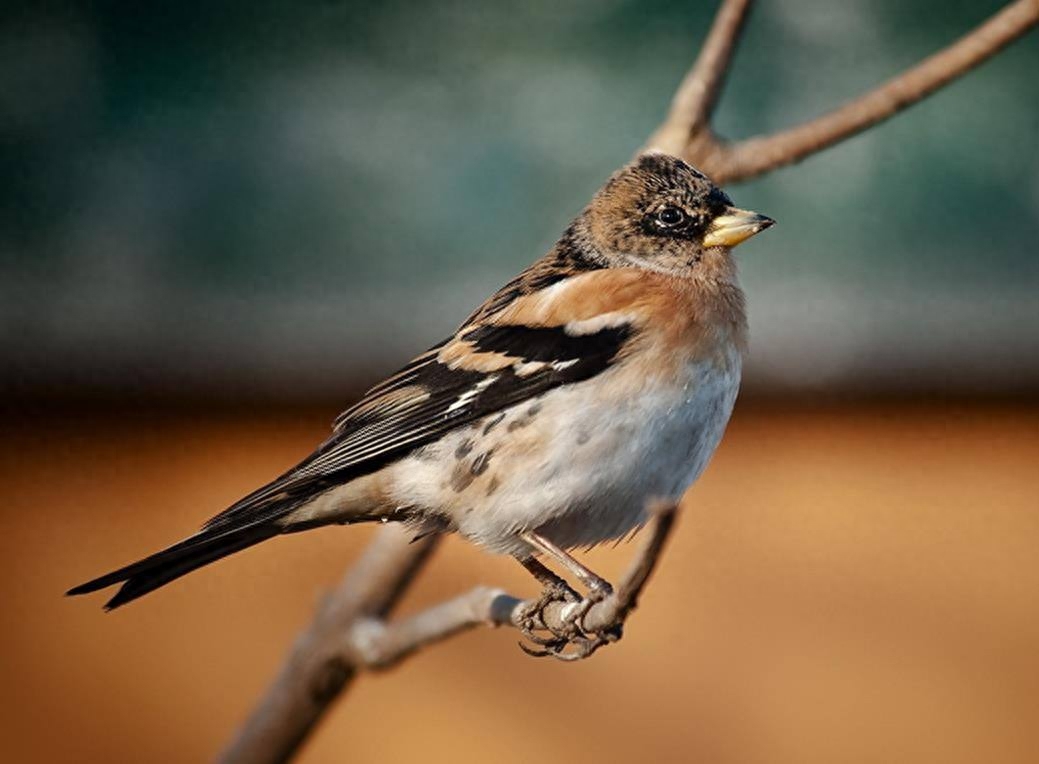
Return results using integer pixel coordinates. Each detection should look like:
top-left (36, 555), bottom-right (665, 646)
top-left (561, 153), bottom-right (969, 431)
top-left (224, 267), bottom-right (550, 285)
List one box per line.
top-left (646, 0), bottom-right (755, 157)
top-left (219, 527), bottom-right (438, 764)
top-left (344, 586), bottom-right (518, 669)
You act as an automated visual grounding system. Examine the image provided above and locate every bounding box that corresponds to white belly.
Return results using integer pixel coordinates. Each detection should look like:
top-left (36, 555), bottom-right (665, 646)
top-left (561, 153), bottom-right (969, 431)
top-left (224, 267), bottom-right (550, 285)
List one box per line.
top-left (385, 351), bottom-right (741, 555)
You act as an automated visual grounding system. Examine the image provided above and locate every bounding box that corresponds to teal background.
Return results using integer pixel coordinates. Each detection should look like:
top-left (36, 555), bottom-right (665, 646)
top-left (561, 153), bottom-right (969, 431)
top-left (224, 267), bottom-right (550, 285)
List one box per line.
top-left (2, 0), bottom-right (1037, 400)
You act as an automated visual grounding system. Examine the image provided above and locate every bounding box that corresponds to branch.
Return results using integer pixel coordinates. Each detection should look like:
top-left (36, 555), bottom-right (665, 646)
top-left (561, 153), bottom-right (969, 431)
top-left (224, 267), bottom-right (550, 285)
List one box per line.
top-left (220, 504), bottom-right (679, 764)
top-left (219, 527), bottom-right (438, 764)
top-left (647, 0), bottom-right (755, 158)
top-left (651, 0), bottom-right (1039, 184)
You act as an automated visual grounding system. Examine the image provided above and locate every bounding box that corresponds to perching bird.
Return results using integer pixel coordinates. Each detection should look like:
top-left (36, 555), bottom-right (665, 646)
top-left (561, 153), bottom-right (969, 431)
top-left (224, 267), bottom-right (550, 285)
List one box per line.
top-left (69, 152), bottom-right (773, 647)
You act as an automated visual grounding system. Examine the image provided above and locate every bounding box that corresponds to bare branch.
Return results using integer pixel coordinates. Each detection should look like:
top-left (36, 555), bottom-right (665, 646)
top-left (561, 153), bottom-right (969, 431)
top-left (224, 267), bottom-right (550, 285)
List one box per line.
top-left (219, 527), bottom-right (438, 764)
top-left (714, 0), bottom-right (1039, 182)
top-left (220, 504), bottom-right (679, 763)
top-left (661, 0), bottom-right (1039, 184)
top-left (344, 586), bottom-right (518, 669)
top-left (647, 0), bottom-right (755, 156)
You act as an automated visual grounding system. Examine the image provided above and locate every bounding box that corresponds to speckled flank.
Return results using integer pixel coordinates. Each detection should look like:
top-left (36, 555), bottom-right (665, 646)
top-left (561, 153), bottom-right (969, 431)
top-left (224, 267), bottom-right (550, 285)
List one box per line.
top-left (482, 412), bottom-right (505, 434)
top-left (507, 403), bottom-right (541, 432)
top-left (470, 450), bottom-right (493, 476)
top-left (449, 444), bottom-right (497, 493)
top-left (449, 461), bottom-right (475, 493)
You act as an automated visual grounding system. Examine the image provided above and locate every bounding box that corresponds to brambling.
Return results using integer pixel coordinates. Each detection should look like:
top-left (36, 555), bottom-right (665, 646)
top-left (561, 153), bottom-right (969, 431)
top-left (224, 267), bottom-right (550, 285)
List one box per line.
top-left (69, 152), bottom-right (773, 651)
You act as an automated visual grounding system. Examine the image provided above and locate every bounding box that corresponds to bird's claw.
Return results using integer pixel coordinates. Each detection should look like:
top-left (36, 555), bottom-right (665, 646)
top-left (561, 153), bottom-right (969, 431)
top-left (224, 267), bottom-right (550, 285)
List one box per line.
top-left (517, 581), bottom-right (578, 645)
top-left (516, 581), bottom-right (621, 661)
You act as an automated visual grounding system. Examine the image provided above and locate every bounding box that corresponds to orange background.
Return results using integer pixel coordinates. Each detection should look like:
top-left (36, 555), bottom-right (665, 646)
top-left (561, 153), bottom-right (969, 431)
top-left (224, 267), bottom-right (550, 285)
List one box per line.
top-left (4, 401), bottom-right (1038, 763)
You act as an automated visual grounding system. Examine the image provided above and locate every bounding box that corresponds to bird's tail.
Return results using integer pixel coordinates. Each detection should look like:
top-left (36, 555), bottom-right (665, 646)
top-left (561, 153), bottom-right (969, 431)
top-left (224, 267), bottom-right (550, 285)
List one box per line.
top-left (66, 522), bottom-right (280, 610)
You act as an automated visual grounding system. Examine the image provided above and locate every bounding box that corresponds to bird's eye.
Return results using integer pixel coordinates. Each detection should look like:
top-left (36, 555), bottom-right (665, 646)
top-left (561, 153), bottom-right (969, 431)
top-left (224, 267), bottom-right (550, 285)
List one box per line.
top-left (655, 206), bottom-right (685, 228)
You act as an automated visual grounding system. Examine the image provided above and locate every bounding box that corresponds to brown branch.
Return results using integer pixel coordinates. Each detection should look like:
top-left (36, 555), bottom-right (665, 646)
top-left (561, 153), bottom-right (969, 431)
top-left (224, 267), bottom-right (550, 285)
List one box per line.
top-left (221, 3), bottom-right (1037, 761)
top-left (219, 528), bottom-right (439, 764)
top-left (647, 0), bottom-right (755, 158)
top-left (650, 0), bottom-right (1039, 184)
top-left (221, 504), bottom-right (679, 763)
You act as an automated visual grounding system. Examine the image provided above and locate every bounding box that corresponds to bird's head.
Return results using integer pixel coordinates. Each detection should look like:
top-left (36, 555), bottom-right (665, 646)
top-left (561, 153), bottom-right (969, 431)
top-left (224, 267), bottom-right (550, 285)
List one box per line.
top-left (580, 152), bottom-right (774, 281)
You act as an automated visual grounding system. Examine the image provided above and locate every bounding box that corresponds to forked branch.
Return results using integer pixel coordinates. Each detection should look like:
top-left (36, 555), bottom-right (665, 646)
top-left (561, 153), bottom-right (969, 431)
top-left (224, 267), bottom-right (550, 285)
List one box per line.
top-left (220, 530), bottom-right (439, 764)
top-left (647, 0), bottom-right (754, 158)
top-left (648, 0), bottom-right (1039, 183)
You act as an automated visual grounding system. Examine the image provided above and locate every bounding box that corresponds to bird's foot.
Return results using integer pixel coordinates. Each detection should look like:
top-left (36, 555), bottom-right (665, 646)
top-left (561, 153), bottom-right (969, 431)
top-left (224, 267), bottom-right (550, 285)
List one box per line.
top-left (517, 580), bottom-right (580, 649)
top-left (517, 580), bottom-right (621, 661)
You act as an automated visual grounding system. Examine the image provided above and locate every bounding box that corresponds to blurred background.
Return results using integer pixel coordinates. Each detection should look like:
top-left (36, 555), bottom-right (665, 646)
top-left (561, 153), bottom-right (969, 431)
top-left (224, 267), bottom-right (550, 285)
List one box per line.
top-left (2, 1), bottom-right (1037, 762)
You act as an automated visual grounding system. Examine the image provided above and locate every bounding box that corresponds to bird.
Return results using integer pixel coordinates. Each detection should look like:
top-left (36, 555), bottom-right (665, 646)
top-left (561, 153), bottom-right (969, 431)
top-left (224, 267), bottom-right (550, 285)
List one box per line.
top-left (68, 151), bottom-right (773, 653)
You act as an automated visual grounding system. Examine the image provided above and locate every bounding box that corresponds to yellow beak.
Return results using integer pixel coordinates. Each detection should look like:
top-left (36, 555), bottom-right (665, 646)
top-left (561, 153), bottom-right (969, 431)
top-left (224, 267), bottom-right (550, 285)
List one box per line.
top-left (702, 206), bottom-right (775, 248)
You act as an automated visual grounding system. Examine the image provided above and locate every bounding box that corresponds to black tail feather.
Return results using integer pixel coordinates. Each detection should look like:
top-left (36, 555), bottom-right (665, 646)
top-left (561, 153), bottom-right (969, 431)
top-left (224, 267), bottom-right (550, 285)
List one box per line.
top-left (67, 524), bottom-right (280, 610)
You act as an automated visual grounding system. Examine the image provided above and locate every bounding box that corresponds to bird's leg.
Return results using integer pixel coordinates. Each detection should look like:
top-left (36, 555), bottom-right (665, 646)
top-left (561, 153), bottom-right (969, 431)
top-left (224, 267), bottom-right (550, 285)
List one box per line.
top-left (519, 555), bottom-right (580, 598)
top-left (521, 531), bottom-right (613, 600)
top-left (515, 533), bottom-right (620, 660)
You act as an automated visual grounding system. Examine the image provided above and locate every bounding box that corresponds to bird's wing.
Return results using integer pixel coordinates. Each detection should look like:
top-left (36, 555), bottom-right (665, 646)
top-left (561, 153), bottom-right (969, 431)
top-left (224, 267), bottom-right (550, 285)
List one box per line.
top-left (68, 268), bottom-right (649, 609)
top-left (201, 275), bottom-right (641, 533)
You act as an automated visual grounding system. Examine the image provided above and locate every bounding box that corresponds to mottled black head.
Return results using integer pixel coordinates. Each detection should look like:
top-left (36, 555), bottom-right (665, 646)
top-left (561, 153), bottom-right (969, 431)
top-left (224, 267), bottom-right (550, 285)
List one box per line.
top-left (581, 152), bottom-right (773, 277)
top-left (629, 153), bottom-right (733, 240)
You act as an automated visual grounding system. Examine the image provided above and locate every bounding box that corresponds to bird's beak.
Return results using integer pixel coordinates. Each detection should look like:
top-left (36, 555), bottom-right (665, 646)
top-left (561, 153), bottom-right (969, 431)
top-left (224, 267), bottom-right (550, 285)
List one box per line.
top-left (703, 207), bottom-right (775, 248)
